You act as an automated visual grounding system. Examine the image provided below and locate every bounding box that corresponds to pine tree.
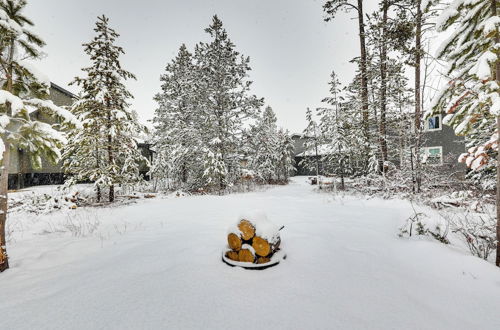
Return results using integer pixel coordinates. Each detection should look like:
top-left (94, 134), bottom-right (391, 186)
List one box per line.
top-left (397, 0), bottom-right (439, 192)
top-left (194, 15), bottom-right (263, 191)
top-left (248, 106), bottom-right (280, 183)
top-left (342, 70), bottom-right (375, 174)
top-left (428, 0), bottom-right (499, 265)
top-left (324, 0), bottom-right (370, 168)
top-left (366, 10), bottom-right (415, 173)
top-left (386, 60), bottom-right (414, 171)
top-left (152, 44), bottom-right (202, 189)
top-left (152, 16), bottom-right (264, 192)
top-left (318, 71), bottom-right (353, 189)
top-left (0, 0), bottom-right (80, 272)
top-left (275, 128), bottom-right (295, 182)
top-left (301, 108), bottom-right (322, 177)
top-left (63, 15), bottom-right (145, 202)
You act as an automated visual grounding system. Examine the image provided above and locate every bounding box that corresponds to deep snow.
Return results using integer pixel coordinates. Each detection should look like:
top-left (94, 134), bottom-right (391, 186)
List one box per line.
top-left (1, 177), bottom-right (500, 330)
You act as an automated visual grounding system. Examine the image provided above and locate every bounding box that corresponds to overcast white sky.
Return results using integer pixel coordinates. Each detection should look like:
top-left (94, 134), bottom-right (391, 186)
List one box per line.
top-left (25, 0), bottom-right (379, 133)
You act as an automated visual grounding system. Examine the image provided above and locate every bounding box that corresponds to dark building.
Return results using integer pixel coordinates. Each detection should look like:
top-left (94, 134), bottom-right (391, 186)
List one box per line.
top-left (291, 134), bottom-right (335, 176)
top-left (8, 83), bottom-right (153, 190)
top-left (421, 113), bottom-right (466, 177)
top-left (290, 114), bottom-right (467, 178)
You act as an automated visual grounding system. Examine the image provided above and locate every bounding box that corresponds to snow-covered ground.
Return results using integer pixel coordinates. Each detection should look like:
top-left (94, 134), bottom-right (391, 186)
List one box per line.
top-left (1, 177), bottom-right (500, 329)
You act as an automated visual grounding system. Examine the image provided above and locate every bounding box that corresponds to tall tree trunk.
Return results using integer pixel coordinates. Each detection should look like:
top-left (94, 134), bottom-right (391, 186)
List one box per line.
top-left (496, 116), bottom-right (500, 267)
top-left (106, 102), bottom-right (114, 203)
top-left (0, 140), bottom-right (10, 272)
top-left (414, 0), bottom-right (423, 193)
top-left (0, 40), bottom-right (15, 272)
top-left (379, 1), bottom-right (389, 175)
top-left (96, 143), bottom-right (101, 202)
top-left (108, 136), bottom-right (114, 203)
top-left (339, 155), bottom-right (345, 190)
top-left (357, 0), bottom-right (370, 171)
top-left (492, 0), bottom-right (500, 267)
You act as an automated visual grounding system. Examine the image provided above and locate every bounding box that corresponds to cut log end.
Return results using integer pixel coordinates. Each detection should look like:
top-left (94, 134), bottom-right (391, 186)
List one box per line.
top-left (227, 233), bottom-right (242, 251)
top-left (256, 257), bottom-right (271, 264)
top-left (225, 251), bottom-right (239, 262)
top-left (238, 248), bottom-right (255, 263)
top-left (252, 236), bottom-right (271, 257)
top-left (238, 219), bottom-right (255, 241)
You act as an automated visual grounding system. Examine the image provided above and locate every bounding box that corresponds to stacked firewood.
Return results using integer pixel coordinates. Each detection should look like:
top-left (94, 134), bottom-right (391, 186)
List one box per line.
top-left (225, 218), bottom-right (282, 264)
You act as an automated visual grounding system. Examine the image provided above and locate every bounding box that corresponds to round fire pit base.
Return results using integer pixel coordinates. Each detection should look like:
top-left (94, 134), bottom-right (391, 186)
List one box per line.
top-left (222, 249), bottom-right (286, 270)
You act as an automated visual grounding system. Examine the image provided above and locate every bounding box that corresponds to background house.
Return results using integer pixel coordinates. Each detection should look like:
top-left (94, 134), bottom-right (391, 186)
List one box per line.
top-left (8, 83), bottom-right (76, 189)
top-left (291, 134), bottom-right (335, 176)
top-left (421, 112), bottom-right (466, 178)
top-left (290, 117), bottom-right (467, 178)
top-left (8, 83), bottom-right (153, 190)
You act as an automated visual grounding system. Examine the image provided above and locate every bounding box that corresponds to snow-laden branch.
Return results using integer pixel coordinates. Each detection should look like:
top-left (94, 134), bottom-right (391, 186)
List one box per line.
top-left (26, 99), bottom-right (82, 129)
top-left (0, 90), bottom-right (24, 115)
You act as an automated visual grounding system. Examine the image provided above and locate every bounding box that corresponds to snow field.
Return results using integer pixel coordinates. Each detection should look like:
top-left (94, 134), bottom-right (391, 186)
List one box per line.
top-left (1, 177), bottom-right (500, 329)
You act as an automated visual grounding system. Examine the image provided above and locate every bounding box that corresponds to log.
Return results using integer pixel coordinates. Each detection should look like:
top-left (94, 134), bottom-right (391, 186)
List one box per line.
top-left (252, 236), bottom-right (271, 257)
top-left (256, 257), bottom-right (271, 264)
top-left (225, 250), bottom-right (239, 262)
top-left (238, 247), bottom-right (255, 263)
top-left (227, 233), bottom-right (242, 251)
top-left (238, 220), bottom-right (255, 240)
top-left (252, 236), bottom-right (281, 257)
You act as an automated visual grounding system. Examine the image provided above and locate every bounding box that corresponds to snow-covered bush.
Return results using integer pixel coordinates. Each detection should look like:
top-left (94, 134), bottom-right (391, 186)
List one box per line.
top-left (399, 207), bottom-right (449, 244)
top-left (443, 210), bottom-right (497, 261)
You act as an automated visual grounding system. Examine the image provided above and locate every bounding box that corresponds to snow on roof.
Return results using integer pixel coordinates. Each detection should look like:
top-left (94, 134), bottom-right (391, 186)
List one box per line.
top-left (296, 144), bottom-right (335, 157)
top-left (50, 83), bottom-right (78, 99)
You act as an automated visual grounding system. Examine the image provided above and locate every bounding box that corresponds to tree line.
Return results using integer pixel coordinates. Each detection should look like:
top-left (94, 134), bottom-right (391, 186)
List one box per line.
top-left (315, 0), bottom-right (499, 265)
top-left (0, 2), bottom-right (295, 272)
top-left (151, 16), bottom-right (295, 192)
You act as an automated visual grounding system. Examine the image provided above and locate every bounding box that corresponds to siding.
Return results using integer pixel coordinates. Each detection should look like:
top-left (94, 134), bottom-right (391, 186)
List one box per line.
top-left (8, 84), bottom-right (76, 189)
top-left (422, 119), bottom-right (466, 175)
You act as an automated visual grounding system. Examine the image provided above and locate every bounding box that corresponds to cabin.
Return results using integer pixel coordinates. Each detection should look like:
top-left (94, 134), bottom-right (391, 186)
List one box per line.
top-left (421, 112), bottom-right (466, 177)
top-left (290, 117), bottom-right (467, 178)
top-left (8, 83), bottom-right (153, 190)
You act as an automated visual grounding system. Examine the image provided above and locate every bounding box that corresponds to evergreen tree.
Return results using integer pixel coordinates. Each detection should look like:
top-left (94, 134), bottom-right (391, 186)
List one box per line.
top-left (300, 108), bottom-right (322, 177)
top-left (152, 16), bottom-right (264, 192)
top-left (398, 0), bottom-right (438, 192)
top-left (63, 15), bottom-right (145, 202)
top-left (275, 128), bottom-right (295, 182)
top-left (428, 0), bottom-right (499, 265)
top-left (248, 106), bottom-right (280, 183)
top-left (324, 0), bottom-right (370, 168)
top-left (386, 60), bottom-right (414, 171)
top-left (0, 0), bottom-right (80, 272)
top-left (152, 44), bottom-right (202, 189)
top-left (193, 15), bottom-right (263, 191)
top-left (343, 70), bottom-right (375, 174)
top-left (318, 71), bottom-right (352, 188)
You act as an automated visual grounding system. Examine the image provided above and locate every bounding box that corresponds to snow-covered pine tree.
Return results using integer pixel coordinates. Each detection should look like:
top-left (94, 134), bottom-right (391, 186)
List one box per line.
top-left (386, 60), bottom-right (414, 172)
top-left (0, 0), bottom-right (80, 272)
top-left (324, 0), bottom-right (370, 168)
top-left (463, 118), bottom-right (497, 190)
top-left (300, 107), bottom-right (322, 177)
top-left (428, 0), bottom-right (499, 265)
top-left (152, 44), bottom-right (202, 190)
top-left (248, 106), bottom-right (280, 183)
top-left (63, 15), bottom-right (146, 203)
top-left (318, 71), bottom-right (352, 189)
top-left (342, 70), bottom-right (375, 175)
top-left (275, 128), bottom-right (295, 183)
top-left (194, 15), bottom-right (263, 191)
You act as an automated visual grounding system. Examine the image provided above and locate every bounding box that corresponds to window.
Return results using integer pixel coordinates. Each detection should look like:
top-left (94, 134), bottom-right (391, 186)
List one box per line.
top-left (426, 114), bottom-right (442, 131)
top-left (422, 146), bottom-right (443, 165)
